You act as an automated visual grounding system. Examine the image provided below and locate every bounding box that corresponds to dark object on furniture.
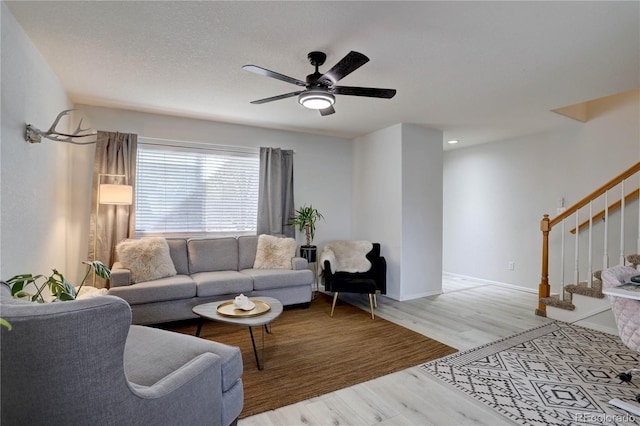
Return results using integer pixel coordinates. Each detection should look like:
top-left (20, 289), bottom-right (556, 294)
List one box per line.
top-left (322, 242), bottom-right (386, 319)
top-left (300, 245), bottom-right (317, 262)
top-left (0, 282), bottom-right (243, 426)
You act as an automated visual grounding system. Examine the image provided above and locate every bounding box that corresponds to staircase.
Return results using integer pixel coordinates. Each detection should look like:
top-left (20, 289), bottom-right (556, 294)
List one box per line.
top-left (542, 277), bottom-right (609, 323)
top-left (537, 162), bottom-right (640, 323)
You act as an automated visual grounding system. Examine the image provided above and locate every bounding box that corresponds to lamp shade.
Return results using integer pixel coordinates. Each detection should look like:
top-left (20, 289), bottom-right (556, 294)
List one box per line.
top-left (298, 90), bottom-right (335, 110)
top-left (99, 184), bottom-right (133, 205)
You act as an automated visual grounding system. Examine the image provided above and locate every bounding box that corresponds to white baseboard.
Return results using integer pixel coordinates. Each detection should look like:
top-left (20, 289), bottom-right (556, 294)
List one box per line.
top-left (443, 272), bottom-right (538, 294)
top-left (395, 289), bottom-right (442, 301)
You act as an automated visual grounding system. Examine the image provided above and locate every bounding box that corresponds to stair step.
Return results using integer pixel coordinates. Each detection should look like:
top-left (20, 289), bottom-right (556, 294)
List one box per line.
top-left (541, 280), bottom-right (604, 312)
top-left (565, 283), bottom-right (604, 298)
top-left (546, 293), bottom-right (610, 323)
top-left (541, 294), bottom-right (575, 310)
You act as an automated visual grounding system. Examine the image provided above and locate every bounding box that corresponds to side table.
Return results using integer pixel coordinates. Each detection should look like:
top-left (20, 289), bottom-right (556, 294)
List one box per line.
top-left (300, 245), bottom-right (319, 294)
top-left (192, 297), bottom-right (283, 370)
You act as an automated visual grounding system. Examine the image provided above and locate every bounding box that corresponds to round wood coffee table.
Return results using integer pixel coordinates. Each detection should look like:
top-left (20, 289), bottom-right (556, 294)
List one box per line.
top-left (192, 296), bottom-right (283, 370)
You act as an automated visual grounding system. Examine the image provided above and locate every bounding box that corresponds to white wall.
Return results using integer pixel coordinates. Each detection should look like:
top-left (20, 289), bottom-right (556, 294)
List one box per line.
top-left (1, 3), bottom-right (74, 280)
top-left (75, 105), bottom-right (353, 265)
top-left (401, 124), bottom-right (443, 299)
top-left (353, 123), bottom-right (443, 300)
top-left (443, 90), bottom-right (640, 291)
top-left (353, 125), bottom-right (402, 297)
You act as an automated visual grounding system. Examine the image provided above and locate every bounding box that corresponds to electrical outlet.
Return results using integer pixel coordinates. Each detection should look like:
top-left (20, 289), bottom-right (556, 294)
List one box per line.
top-left (508, 261), bottom-right (515, 270)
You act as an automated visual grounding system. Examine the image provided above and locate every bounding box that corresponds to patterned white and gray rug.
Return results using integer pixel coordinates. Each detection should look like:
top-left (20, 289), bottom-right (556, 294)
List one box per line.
top-left (421, 322), bottom-right (640, 426)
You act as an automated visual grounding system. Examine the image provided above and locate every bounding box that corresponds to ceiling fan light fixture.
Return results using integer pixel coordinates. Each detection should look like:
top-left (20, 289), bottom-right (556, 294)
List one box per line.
top-left (298, 90), bottom-right (335, 110)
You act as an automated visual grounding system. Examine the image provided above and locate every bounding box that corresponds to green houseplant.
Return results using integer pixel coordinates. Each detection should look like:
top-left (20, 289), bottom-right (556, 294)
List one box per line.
top-left (289, 204), bottom-right (324, 262)
top-left (6, 260), bottom-right (111, 303)
top-left (0, 319), bottom-right (11, 330)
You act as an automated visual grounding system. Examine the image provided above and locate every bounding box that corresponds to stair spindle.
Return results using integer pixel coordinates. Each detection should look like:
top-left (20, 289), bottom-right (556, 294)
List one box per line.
top-left (560, 219), bottom-right (565, 289)
top-left (603, 190), bottom-right (609, 269)
top-left (588, 201), bottom-right (593, 287)
top-left (574, 209), bottom-right (579, 292)
top-left (620, 180), bottom-right (626, 265)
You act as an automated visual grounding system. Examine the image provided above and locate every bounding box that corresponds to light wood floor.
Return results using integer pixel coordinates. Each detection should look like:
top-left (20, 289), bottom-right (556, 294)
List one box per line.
top-left (239, 275), bottom-right (553, 426)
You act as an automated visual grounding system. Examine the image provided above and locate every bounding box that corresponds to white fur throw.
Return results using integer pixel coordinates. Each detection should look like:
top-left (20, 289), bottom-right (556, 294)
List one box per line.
top-left (320, 240), bottom-right (373, 274)
top-left (253, 234), bottom-right (297, 269)
top-left (116, 237), bottom-right (177, 283)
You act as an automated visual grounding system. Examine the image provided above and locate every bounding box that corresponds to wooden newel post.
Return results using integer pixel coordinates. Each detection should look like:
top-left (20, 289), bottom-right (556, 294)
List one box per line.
top-left (536, 214), bottom-right (551, 317)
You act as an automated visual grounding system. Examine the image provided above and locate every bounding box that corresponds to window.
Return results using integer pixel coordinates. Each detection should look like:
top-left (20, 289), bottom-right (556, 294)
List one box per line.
top-left (135, 139), bottom-right (259, 237)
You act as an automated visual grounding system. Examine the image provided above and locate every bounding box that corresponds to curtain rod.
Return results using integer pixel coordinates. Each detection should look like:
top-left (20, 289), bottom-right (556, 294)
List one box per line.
top-left (139, 137), bottom-right (296, 154)
top-left (139, 136), bottom-right (260, 155)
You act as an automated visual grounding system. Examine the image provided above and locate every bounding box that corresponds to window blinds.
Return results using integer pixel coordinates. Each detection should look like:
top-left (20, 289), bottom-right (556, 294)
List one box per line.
top-left (135, 142), bottom-right (259, 236)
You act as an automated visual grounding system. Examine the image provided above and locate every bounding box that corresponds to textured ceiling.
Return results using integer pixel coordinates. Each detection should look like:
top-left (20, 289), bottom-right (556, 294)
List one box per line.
top-left (5, 1), bottom-right (640, 148)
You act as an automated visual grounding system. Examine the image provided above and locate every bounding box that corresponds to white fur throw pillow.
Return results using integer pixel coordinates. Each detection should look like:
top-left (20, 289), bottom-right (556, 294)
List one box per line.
top-left (321, 240), bottom-right (373, 273)
top-left (253, 234), bottom-right (297, 270)
top-left (116, 237), bottom-right (177, 283)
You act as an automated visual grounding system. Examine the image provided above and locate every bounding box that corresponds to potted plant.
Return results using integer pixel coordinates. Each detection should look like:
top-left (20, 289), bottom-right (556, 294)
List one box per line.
top-left (6, 260), bottom-right (111, 303)
top-left (289, 204), bottom-right (324, 262)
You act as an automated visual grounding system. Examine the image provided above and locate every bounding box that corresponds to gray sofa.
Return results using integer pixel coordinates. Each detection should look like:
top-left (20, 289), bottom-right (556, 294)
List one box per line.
top-left (109, 235), bottom-right (314, 325)
top-left (0, 282), bottom-right (243, 426)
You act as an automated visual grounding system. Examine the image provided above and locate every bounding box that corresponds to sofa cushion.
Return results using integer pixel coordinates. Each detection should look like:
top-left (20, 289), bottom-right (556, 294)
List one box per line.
top-left (253, 235), bottom-right (296, 270)
top-left (191, 271), bottom-right (253, 297)
top-left (166, 238), bottom-right (189, 275)
top-left (107, 275), bottom-right (196, 305)
top-left (238, 235), bottom-right (259, 270)
top-left (240, 268), bottom-right (313, 291)
top-left (188, 238), bottom-right (239, 273)
top-left (116, 238), bottom-right (177, 283)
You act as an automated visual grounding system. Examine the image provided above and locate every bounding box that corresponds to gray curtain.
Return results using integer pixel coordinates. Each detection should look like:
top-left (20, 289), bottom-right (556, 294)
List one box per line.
top-left (257, 147), bottom-right (294, 237)
top-left (88, 131), bottom-right (137, 288)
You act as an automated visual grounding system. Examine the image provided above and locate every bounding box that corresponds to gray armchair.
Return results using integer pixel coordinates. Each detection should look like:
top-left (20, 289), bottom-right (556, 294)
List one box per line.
top-left (0, 283), bottom-right (243, 426)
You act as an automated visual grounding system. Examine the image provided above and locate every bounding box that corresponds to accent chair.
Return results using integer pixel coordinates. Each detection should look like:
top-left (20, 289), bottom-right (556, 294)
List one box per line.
top-left (320, 240), bottom-right (387, 319)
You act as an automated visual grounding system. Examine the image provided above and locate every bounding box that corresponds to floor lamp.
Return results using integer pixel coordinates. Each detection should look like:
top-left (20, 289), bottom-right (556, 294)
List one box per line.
top-left (93, 173), bottom-right (133, 286)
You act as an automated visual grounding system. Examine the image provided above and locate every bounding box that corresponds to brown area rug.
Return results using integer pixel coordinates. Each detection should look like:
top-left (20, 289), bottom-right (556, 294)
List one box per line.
top-left (164, 293), bottom-right (457, 418)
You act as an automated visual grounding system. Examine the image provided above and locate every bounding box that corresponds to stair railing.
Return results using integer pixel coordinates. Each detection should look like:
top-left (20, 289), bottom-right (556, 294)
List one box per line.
top-left (537, 161), bottom-right (640, 317)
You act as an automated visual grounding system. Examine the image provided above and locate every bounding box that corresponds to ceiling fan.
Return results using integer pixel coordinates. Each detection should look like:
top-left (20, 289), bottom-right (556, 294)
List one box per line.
top-left (242, 51), bottom-right (396, 116)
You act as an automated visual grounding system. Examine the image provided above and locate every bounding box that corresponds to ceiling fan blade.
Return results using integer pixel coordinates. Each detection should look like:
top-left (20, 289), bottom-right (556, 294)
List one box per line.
top-left (319, 106), bottom-right (335, 116)
top-left (250, 91), bottom-right (304, 104)
top-left (242, 65), bottom-right (306, 87)
top-left (333, 86), bottom-right (397, 99)
top-left (318, 51), bottom-right (369, 85)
